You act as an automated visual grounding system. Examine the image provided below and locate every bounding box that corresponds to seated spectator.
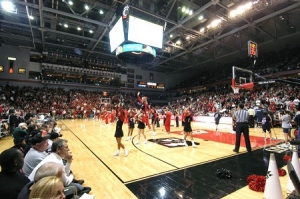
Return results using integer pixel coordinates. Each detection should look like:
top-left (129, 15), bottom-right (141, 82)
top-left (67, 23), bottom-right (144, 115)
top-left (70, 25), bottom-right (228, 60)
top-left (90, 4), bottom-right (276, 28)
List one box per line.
top-left (29, 176), bottom-right (65, 199)
top-left (24, 110), bottom-right (34, 122)
top-left (18, 162), bottom-right (79, 199)
top-left (12, 123), bottom-right (28, 145)
top-left (0, 148), bottom-right (30, 199)
top-left (47, 132), bottom-right (60, 152)
top-left (22, 130), bottom-right (50, 177)
top-left (28, 139), bottom-right (91, 196)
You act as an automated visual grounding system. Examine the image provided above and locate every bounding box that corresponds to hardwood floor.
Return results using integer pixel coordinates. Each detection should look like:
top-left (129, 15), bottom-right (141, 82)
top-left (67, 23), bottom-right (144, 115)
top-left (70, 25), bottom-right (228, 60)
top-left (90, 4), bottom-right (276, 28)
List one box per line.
top-left (0, 119), bottom-right (295, 198)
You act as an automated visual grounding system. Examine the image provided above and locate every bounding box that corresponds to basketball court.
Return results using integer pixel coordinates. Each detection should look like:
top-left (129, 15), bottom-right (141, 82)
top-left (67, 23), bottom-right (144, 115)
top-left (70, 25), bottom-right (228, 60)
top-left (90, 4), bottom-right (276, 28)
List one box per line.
top-left (0, 117), bottom-right (292, 199)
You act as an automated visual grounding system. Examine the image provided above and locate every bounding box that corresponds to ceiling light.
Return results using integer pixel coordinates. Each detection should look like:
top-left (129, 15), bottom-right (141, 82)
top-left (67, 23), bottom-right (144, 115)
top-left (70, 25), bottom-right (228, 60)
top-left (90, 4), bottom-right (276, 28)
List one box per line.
top-left (28, 15), bottom-right (34, 20)
top-left (59, 22), bottom-right (62, 26)
top-left (77, 27), bottom-right (81, 31)
top-left (170, 34), bottom-right (173, 38)
top-left (8, 57), bottom-right (16, 60)
top-left (99, 9), bottom-right (104, 15)
top-left (89, 30), bottom-right (93, 33)
top-left (84, 5), bottom-right (89, 10)
top-left (181, 6), bottom-right (186, 12)
top-left (198, 15), bottom-right (203, 20)
top-left (229, 10), bottom-right (237, 18)
top-left (189, 10), bottom-right (193, 15)
top-left (186, 36), bottom-right (190, 40)
top-left (211, 19), bottom-right (222, 27)
top-left (200, 28), bottom-right (205, 32)
top-left (244, 2), bottom-right (252, 9)
top-left (68, 1), bottom-right (73, 5)
top-left (1, 1), bottom-right (17, 13)
top-left (64, 23), bottom-right (68, 28)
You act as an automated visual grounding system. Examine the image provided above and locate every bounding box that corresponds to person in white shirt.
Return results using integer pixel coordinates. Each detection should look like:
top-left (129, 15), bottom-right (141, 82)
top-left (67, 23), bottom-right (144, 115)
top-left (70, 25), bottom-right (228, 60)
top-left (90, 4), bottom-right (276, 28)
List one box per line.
top-left (23, 131), bottom-right (50, 177)
top-left (28, 139), bottom-right (91, 195)
top-left (280, 110), bottom-right (292, 147)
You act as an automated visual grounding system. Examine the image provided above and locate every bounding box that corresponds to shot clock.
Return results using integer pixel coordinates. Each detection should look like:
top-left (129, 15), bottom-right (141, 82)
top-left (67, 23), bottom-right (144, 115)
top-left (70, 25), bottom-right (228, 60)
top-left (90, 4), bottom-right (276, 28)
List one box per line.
top-left (248, 40), bottom-right (258, 58)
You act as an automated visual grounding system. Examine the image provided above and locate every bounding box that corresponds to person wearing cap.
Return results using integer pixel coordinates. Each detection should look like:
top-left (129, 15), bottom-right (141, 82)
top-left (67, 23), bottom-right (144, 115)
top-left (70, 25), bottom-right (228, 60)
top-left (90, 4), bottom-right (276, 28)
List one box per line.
top-left (28, 139), bottom-right (91, 196)
top-left (23, 130), bottom-right (50, 177)
top-left (12, 123), bottom-right (28, 145)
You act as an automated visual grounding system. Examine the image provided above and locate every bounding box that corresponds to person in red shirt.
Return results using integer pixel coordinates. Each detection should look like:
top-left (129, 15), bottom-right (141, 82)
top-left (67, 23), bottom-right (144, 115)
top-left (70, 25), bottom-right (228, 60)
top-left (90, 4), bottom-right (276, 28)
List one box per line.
top-left (110, 109), bottom-right (116, 123)
top-left (113, 104), bottom-right (128, 157)
top-left (124, 109), bottom-right (129, 124)
top-left (104, 110), bottom-right (110, 125)
top-left (164, 107), bottom-right (172, 134)
top-left (72, 110), bottom-right (77, 120)
top-left (137, 92), bottom-right (151, 130)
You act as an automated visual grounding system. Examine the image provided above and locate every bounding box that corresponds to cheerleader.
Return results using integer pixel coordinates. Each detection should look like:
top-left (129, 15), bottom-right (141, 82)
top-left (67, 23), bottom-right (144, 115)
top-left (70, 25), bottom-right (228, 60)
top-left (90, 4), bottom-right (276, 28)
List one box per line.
top-left (137, 92), bottom-right (151, 130)
top-left (113, 105), bottom-right (128, 157)
top-left (126, 112), bottom-right (135, 141)
top-left (183, 110), bottom-right (197, 147)
top-left (135, 109), bottom-right (147, 144)
top-left (150, 107), bottom-right (158, 136)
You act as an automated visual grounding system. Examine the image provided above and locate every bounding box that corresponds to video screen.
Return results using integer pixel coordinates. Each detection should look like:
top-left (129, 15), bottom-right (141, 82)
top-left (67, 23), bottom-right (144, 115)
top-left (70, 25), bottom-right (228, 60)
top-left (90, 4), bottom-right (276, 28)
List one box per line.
top-left (109, 17), bottom-right (125, 53)
top-left (128, 15), bottom-right (163, 49)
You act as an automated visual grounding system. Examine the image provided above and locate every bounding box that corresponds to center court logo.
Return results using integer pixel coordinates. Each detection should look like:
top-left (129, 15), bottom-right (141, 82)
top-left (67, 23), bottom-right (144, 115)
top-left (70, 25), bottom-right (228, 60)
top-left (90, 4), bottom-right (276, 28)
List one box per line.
top-left (193, 130), bottom-right (209, 134)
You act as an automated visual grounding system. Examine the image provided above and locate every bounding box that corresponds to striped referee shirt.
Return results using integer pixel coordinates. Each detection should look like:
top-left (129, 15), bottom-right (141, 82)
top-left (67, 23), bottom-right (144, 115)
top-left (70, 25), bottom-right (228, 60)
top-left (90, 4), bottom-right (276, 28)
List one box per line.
top-left (234, 109), bottom-right (249, 123)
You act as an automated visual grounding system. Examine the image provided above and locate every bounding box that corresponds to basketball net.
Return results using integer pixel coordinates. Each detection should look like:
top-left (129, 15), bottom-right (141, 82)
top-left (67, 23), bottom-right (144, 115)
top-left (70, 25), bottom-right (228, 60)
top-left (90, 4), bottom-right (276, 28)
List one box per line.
top-left (231, 86), bottom-right (240, 94)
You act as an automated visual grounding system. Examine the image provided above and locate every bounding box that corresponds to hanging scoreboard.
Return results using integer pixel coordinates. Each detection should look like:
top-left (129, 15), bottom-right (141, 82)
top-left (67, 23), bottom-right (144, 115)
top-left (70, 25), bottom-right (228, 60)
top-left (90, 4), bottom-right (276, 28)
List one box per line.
top-left (248, 40), bottom-right (258, 58)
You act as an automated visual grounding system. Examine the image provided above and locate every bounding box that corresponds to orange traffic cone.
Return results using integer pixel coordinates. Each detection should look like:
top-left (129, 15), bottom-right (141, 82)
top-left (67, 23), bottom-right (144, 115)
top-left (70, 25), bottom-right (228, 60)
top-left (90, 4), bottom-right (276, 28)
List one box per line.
top-left (264, 153), bottom-right (283, 199)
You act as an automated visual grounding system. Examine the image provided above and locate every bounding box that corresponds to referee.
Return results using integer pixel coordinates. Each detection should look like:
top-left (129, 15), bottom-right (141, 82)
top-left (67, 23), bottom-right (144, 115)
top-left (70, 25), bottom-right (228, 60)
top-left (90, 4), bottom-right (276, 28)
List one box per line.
top-left (233, 103), bottom-right (252, 153)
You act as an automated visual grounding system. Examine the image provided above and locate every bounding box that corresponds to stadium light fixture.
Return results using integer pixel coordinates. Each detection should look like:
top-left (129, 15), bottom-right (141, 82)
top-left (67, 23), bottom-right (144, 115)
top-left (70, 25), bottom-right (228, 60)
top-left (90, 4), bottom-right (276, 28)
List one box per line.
top-left (1, 0), bottom-right (17, 13)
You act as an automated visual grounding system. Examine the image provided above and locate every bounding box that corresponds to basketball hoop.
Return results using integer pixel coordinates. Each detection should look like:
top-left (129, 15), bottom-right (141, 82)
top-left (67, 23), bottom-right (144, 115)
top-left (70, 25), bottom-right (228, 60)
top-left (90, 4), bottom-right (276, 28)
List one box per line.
top-left (231, 86), bottom-right (240, 94)
top-left (243, 82), bottom-right (254, 90)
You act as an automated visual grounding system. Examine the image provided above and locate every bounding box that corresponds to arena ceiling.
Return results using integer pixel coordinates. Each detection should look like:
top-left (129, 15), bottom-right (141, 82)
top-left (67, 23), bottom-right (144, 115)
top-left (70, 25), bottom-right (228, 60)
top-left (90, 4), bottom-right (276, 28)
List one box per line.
top-left (0, 0), bottom-right (300, 74)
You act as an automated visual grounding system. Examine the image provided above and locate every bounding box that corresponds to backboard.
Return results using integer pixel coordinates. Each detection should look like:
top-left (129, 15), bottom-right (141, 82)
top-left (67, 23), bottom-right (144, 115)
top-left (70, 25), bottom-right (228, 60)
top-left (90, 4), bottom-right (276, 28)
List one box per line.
top-left (232, 66), bottom-right (254, 92)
